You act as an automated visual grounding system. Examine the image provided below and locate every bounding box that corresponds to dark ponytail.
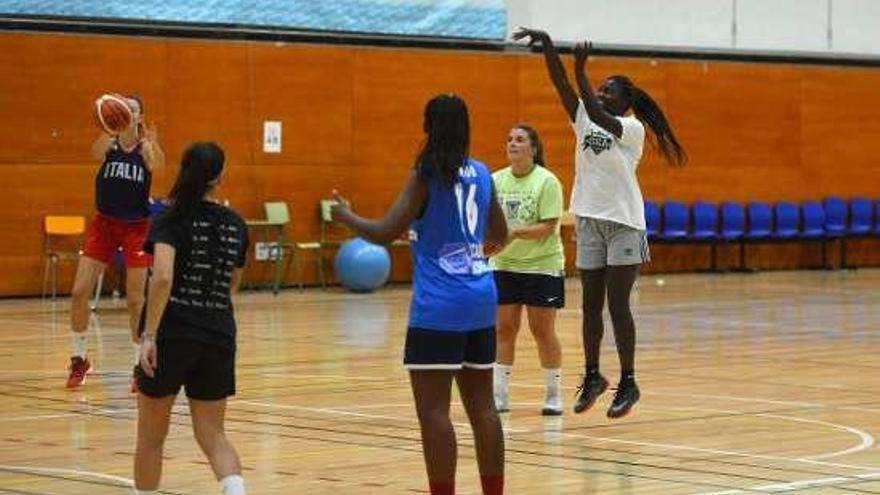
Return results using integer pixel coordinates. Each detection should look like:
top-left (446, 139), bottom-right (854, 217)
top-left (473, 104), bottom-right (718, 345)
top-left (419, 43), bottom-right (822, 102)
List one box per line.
top-left (166, 142), bottom-right (225, 221)
top-left (612, 76), bottom-right (686, 166)
top-left (415, 94), bottom-right (470, 188)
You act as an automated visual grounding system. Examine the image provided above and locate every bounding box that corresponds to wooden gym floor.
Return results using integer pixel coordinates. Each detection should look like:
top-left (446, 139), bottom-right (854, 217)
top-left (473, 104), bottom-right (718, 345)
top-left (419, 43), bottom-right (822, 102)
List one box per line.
top-left (0, 270), bottom-right (878, 494)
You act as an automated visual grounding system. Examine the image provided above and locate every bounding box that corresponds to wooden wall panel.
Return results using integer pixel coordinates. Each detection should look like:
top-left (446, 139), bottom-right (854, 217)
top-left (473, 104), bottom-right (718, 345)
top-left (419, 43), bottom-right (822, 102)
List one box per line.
top-left (801, 67), bottom-right (880, 198)
top-left (250, 44), bottom-right (354, 167)
top-left (159, 40), bottom-right (254, 206)
top-left (665, 62), bottom-right (805, 201)
top-left (0, 33), bottom-right (167, 164)
top-left (0, 31), bottom-right (879, 296)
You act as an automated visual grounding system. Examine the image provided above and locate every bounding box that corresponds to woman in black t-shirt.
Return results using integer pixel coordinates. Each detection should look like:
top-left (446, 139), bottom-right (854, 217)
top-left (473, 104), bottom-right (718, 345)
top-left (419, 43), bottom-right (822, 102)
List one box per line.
top-left (134, 142), bottom-right (250, 495)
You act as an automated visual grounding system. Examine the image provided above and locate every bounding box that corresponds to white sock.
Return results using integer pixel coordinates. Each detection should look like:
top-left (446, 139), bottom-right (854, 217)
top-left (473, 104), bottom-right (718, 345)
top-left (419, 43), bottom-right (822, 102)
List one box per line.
top-left (133, 343), bottom-right (141, 366)
top-left (219, 474), bottom-right (246, 495)
top-left (544, 368), bottom-right (562, 396)
top-left (134, 490), bottom-right (157, 495)
top-left (494, 363), bottom-right (512, 394)
top-left (71, 332), bottom-right (88, 359)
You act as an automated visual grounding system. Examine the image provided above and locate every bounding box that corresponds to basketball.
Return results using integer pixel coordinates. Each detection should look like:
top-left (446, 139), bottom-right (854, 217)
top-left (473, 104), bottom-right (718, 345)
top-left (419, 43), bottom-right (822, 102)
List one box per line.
top-left (95, 93), bottom-right (133, 134)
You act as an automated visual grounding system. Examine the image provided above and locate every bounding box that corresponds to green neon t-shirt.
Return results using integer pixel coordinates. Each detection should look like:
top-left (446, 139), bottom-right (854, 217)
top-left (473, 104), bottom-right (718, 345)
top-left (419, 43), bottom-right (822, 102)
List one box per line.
top-left (491, 165), bottom-right (565, 273)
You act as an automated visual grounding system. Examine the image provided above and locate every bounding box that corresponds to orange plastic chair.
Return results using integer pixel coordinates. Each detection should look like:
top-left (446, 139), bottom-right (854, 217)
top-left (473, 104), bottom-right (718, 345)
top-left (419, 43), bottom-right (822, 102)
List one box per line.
top-left (42, 215), bottom-right (86, 299)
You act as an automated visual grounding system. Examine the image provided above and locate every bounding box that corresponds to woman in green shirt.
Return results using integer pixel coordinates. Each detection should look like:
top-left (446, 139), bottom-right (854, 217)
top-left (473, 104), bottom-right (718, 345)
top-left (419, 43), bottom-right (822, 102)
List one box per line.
top-left (491, 124), bottom-right (566, 416)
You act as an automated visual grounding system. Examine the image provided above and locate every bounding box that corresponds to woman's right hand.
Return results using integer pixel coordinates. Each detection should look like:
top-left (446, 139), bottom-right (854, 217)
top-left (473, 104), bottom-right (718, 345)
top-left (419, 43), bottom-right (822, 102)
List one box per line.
top-left (329, 190), bottom-right (352, 223)
top-left (512, 27), bottom-right (550, 47)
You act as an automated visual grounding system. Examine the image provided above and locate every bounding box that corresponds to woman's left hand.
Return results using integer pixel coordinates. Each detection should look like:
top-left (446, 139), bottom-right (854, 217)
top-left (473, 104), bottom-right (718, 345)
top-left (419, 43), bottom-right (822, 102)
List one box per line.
top-left (573, 41), bottom-right (592, 67)
top-left (139, 335), bottom-right (158, 378)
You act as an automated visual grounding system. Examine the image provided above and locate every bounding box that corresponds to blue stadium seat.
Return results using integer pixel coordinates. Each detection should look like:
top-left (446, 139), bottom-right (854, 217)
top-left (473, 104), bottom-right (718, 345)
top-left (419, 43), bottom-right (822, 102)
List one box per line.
top-left (661, 201), bottom-right (689, 240)
top-left (690, 202), bottom-right (719, 270)
top-left (644, 200), bottom-right (661, 241)
top-left (875, 200), bottom-right (880, 236)
top-left (773, 202), bottom-right (799, 240)
top-left (741, 202), bottom-right (772, 271)
top-left (745, 202), bottom-right (772, 240)
top-left (822, 197), bottom-right (846, 238)
top-left (849, 198), bottom-right (873, 236)
top-left (719, 202), bottom-right (745, 241)
top-left (802, 201), bottom-right (831, 268)
top-left (801, 201), bottom-right (826, 240)
top-left (691, 202), bottom-right (718, 241)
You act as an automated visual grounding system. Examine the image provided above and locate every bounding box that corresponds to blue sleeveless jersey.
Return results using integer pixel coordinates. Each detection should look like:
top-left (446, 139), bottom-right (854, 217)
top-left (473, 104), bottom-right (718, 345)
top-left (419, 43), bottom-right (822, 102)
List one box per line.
top-left (409, 158), bottom-right (497, 331)
top-left (95, 140), bottom-right (151, 221)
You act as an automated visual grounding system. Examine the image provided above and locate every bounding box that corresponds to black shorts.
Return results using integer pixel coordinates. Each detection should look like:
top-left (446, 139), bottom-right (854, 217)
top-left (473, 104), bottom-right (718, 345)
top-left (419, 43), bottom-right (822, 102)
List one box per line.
top-left (136, 339), bottom-right (235, 401)
top-left (404, 327), bottom-right (495, 370)
top-left (494, 270), bottom-right (565, 308)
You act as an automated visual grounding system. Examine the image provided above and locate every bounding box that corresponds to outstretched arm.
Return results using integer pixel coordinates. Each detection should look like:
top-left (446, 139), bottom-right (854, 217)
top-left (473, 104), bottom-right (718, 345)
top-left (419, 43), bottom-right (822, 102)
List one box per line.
top-left (513, 28), bottom-right (578, 122)
top-left (573, 41), bottom-right (622, 138)
top-left (330, 169), bottom-right (427, 245)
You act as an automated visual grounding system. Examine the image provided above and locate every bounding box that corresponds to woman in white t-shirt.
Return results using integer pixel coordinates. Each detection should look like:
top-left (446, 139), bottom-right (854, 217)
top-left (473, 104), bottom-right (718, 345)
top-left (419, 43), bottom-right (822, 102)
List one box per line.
top-left (513, 28), bottom-right (685, 419)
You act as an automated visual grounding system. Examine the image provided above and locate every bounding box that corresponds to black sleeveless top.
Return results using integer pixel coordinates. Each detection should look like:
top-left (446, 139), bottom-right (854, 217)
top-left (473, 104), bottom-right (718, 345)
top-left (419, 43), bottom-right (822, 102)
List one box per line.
top-left (95, 139), bottom-right (151, 221)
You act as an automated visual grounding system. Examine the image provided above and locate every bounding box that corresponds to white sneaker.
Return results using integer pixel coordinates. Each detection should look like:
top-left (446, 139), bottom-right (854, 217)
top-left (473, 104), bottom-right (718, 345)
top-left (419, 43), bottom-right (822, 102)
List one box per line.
top-left (542, 390), bottom-right (563, 416)
top-left (494, 364), bottom-right (512, 413)
top-left (495, 387), bottom-right (510, 413)
top-left (542, 368), bottom-right (563, 416)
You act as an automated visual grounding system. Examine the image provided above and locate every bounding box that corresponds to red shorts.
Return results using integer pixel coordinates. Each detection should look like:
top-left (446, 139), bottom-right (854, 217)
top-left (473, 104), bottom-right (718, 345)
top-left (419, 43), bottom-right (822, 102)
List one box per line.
top-left (83, 214), bottom-right (152, 268)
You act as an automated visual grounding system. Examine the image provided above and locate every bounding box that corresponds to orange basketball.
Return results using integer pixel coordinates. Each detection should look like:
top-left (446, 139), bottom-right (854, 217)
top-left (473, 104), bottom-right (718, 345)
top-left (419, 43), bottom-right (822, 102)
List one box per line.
top-left (95, 93), bottom-right (133, 134)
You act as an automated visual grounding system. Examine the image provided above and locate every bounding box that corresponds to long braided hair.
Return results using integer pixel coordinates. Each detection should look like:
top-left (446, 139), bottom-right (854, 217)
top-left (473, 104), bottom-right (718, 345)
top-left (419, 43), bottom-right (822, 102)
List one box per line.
top-left (415, 94), bottom-right (470, 188)
top-left (610, 75), bottom-right (686, 166)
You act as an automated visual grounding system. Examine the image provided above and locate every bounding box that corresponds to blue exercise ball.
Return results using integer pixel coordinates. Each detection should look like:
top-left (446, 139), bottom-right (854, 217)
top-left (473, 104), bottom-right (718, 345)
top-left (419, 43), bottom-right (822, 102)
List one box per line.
top-left (334, 237), bottom-right (391, 293)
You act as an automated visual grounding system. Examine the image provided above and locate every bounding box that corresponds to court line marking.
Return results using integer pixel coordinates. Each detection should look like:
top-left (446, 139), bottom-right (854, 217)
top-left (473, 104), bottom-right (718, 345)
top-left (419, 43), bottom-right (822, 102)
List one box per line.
top-left (0, 464), bottom-right (131, 486)
top-left (641, 405), bottom-right (875, 460)
top-left (508, 383), bottom-right (824, 408)
top-left (257, 373), bottom-right (391, 381)
top-left (0, 414), bottom-right (75, 422)
top-left (755, 414), bottom-right (874, 460)
top-left (0, 369), bottom-right (135, 376)
top-left (609, 389), bottom-right (824, 409)
top-left (249, 378), bottom-right (875, 462)
top-left (240, 400), bottom-right (532, 433)
top-left (696, 471), bottom-right (880, 495)
top-left (557, 430), bottom-right (878, 472)
top-left (240, 399), bottom-right (875, 471)
top-left (842, 406), bottom-right (880, 414)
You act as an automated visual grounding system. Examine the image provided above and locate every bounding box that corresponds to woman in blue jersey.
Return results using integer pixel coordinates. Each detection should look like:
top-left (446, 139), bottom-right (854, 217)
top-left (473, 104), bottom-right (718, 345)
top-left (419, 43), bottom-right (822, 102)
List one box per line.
top-left (331, 94), bottom-right (508, 495)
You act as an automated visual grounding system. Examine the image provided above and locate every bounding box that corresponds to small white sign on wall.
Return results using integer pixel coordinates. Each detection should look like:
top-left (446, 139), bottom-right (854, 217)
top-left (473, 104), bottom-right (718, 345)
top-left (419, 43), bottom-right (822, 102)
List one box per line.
top-left (263, 121), bottom-right (282, 153)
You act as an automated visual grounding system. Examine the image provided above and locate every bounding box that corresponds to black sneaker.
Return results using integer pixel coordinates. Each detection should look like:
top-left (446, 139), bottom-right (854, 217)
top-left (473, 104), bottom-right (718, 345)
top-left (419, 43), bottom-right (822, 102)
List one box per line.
top-left (607, 382), bottom-right (640, 419)
top-left (573, 373), bottom-right (609, 414)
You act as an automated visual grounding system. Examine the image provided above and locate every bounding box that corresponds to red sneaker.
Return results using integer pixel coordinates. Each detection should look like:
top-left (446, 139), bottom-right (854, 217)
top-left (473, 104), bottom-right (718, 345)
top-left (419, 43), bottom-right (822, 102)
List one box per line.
top-left (66, 356), bottom-right (91, 389)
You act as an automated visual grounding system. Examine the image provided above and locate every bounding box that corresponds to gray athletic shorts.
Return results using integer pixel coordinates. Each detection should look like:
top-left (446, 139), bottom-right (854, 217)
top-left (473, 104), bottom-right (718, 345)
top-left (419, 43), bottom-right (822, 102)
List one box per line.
top-left (576, 216), bottom-right (650, 270)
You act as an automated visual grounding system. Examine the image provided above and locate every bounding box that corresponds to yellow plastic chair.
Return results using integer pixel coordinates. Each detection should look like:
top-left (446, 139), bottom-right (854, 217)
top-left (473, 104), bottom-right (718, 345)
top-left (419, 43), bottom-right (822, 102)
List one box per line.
top-left (266, 202), bottom-right (325, 292)
top-left (42, 215), bottom-right (86, 299)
